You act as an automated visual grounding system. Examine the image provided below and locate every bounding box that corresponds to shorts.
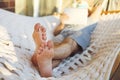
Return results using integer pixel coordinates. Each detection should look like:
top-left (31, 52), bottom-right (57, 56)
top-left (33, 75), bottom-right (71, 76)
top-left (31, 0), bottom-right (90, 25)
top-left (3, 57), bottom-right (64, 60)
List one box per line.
top-left (70, 23), bottom-right (97, 50)
top-left (53, 24), bottom-right (80, 43)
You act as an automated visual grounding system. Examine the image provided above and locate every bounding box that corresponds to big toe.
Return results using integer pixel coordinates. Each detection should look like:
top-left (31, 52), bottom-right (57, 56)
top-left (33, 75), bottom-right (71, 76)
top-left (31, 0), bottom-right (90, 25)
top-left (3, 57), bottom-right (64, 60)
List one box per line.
top-left (34, 23), bottom-right (41, 32)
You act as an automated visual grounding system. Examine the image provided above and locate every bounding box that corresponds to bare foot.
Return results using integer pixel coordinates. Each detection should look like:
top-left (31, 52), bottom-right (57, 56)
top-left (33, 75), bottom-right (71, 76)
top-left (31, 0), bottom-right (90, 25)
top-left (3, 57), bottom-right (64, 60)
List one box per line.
top-left (37, 40), bottom-right (54, 77)
top-left (32, 23), bottom-right (47, 48)
top-left (31, 23), bottom-right (47, 67)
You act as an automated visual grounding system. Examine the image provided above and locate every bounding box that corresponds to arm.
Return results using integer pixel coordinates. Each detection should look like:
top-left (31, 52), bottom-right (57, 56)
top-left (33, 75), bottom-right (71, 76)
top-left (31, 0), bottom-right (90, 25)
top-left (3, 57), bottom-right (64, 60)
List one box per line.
top-left (53, 22), bottom-right (65, 36)
top-left (53, 13), bottom-right (69, 36)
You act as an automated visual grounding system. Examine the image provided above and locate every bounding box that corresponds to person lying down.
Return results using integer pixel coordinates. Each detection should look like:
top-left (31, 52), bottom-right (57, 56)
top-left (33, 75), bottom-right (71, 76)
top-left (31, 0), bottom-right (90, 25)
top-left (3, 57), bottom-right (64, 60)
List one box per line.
top-left (31, 3), bottom-right (102, 77)
top-left (31, 22), bottom-right (97, 77)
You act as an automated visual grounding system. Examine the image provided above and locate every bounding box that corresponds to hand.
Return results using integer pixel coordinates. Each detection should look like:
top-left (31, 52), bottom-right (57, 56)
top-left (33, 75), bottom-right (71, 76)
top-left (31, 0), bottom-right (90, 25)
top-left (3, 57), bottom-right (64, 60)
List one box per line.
top-left (60, 13), bottom-right (69, 24)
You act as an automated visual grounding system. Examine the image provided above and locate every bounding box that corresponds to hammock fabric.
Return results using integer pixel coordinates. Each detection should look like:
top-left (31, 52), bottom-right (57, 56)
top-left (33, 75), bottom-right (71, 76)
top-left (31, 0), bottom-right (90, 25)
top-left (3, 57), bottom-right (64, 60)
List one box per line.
top-left (0, 9), bottom-right (120, 80)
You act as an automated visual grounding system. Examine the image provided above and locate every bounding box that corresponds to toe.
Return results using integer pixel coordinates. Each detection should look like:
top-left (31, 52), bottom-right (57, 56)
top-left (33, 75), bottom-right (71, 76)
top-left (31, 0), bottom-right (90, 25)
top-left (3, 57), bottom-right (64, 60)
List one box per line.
top-left (42, 33), bottom-right (47, 40)
top-left (37, 47), bottom-right (43, 55)
top-left (41, 42), bottom-right (47, 48)
top-left (34, 23), bottom-right (41, 32)
top-left (41, 26), bottom-right (46, 32)
top-left (47, 40), bottom-right (54, 49)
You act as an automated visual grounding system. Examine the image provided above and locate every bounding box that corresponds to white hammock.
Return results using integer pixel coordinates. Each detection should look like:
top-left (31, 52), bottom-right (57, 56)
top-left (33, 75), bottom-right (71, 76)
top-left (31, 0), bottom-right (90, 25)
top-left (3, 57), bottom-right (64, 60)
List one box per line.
top-left (0, 9), bottom-right (120, 80)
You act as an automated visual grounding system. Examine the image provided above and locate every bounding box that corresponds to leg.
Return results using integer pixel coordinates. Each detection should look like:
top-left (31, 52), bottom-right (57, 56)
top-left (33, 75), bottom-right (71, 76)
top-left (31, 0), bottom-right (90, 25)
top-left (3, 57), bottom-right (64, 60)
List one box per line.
top-left (32, 23), bottom-right (96, 61)
top-left (36, 39), bottom-right (74, 76)
top-left (52, 59), bottom-right (61, 68)
top-left (51, 37), bottom-right (82, 68)
top-left (31, 23), bottom-right (79, 66)
top-left (32, 22), bottom-right (97, 77)
top-left (31, 23), bottom-right (81, 77)
top-left (37, 41), bottom-right (54, 77)
top-left (31, 23), bottom-right (47, 67)
top-left (53, 37), bottom-right (81, 59)
top-left (52, 23), bottom-right (97, 68)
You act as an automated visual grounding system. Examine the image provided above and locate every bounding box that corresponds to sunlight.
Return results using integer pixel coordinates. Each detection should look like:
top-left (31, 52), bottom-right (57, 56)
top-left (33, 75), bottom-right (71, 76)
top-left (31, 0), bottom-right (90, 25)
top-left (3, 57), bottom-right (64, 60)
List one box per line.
top-left (21, 34), bottom-right (27, 39)
top-left (0, 67), bottom-right (12, 76)
top-left (52, 22), bottom-right (57, 27)
top-left (56, 0), bottom-right (63, 13)
top-left (33, 0), bottom-right (40, 17)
